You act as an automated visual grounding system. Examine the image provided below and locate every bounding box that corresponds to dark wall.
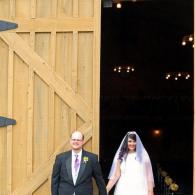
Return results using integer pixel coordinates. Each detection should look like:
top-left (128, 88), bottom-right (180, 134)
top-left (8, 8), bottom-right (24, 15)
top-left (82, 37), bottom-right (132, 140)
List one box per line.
top-left (100, 0), bottom-right (193, 193)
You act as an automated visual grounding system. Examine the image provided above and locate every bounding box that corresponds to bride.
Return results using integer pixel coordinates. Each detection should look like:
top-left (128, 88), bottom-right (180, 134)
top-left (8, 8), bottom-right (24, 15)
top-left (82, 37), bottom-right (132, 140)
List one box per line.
top-left (106, 131), bottom-right (154, 195)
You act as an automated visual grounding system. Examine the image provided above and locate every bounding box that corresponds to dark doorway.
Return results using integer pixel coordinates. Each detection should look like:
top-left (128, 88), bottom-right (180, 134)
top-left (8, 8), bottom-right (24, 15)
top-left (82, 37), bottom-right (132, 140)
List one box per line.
top-left (100, 0), bottom-right (193, 194)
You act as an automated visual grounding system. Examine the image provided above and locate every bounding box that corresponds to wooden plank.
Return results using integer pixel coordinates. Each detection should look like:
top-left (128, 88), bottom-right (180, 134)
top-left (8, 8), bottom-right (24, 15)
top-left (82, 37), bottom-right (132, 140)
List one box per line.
top-left (50, 32), bottom-right (56, 70)
top-left (36, 0), bottom-right (52, 18)
top-left (0, 37), bottom-right (8, 195)
top-left (0, 0), bottom-right (10, 18)
top-left (26, 68), bottom-right (33, 195)
top-left (54, 93), bottom-right (71, 150)
top-left (30, 31), bottom-right (35, 49)
top-left (57, 0), bottom-right (73, 17)
top-left (0, 33), bottom-right (92, 122)
top-left (77, 32), bottom-right (93, 106)
top-left (25, 34), bottom-right (34, 193)
top-left (92, 0), bottom-right (101, 154)
top-left (35, 32), bottom-right (51, 65)
top-left (30, 0), bottom-right (36, 19)
top-left (25, 39), bottom-right (33, 187)
top-left (73, 0), bottom-right (79, 17)
top-left (9, 0), bottom-right (15, 19)
top-left (72, 31), bottom-right (78, 92)
top-left (27, 68), bottom-right (34, 177)
top-left (51, 0), bottom-right (57, 18)
top-left (0, 130), bottom-right (7, 195)
top-left (70, 31), bottom-right (78, 132)
top-left (7, 48), bottom-right (13, 194)
top-left (32, 179), bottom-right (50, 195)
top-left (47, 87), bottom-right (55, 194)
top-left (12, 54), bottom-right (29, 191)
top-left (15, 0), bottom-right (29, 18)
top-left (70, 110), bottom-right (76, 133)
top-left (33, 75), bottom-right (49, 170)
top-left (76, 115), bottom-right (84, 130)
top-left (78, 0), bottom-right (94, 17)
top-left (0, 18), bottom-right (94, 32)
top-left (47, 32), bottom-right (56, 157)
top-left (55, 32), bottom-right (72, 85)
top-left (11, 122), bottom-right (92, 195)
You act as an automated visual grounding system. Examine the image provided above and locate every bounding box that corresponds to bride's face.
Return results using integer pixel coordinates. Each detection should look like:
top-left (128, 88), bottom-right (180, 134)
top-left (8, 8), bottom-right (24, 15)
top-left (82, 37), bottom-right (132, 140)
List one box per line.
top-left (128, 138), bottom-right (136, 152)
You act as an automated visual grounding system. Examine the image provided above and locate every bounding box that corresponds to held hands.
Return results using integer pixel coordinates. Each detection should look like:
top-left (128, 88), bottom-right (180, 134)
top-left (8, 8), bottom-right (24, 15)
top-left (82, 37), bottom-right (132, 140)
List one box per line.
top-left (106, 186), bottom-right (109, 194)
top-left (148, 190), bottom-right (154, 195)
top-left (106, 184), bottom-right (112, 195)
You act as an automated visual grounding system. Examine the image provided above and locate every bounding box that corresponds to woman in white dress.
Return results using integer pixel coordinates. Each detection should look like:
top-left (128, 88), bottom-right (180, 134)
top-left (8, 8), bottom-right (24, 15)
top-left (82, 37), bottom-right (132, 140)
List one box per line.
top-left (106, 131), bottom-right (154, 195)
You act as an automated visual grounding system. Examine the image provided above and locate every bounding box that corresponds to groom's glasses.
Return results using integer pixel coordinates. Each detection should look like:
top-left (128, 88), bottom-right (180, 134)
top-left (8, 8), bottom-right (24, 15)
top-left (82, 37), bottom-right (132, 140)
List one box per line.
top-left (71, 139), bottom-right (82, 142)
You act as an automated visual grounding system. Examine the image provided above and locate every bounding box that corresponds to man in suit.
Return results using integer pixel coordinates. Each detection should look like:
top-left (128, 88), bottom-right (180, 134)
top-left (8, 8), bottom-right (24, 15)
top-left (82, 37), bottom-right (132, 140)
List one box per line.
top-left (51, 131), bottom-right (107, 195)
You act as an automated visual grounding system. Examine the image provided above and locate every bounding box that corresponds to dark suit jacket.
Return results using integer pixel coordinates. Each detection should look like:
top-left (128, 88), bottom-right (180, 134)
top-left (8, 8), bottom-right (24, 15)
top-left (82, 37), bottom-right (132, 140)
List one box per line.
top-left (51, 150), bottom-right (107, 195)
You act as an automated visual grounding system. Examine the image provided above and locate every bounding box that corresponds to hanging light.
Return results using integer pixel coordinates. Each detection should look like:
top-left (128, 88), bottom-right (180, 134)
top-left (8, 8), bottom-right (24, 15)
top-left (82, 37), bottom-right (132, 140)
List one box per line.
top-left (165, 72), bottom-right (191, 81)
top-left (116, 2), bottom-right (122, 8)
top-left (189, 35), bottom-right (193, 42)
top-left (181, 34), bottom-right (194, 47)
top-left (113, 65), bottom-right (135, 74)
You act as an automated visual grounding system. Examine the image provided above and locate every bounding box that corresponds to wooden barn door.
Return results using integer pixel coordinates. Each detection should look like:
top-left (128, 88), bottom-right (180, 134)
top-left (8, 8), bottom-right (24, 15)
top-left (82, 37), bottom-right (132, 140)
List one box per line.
top-left (0, 0), bottom-right (101, 194)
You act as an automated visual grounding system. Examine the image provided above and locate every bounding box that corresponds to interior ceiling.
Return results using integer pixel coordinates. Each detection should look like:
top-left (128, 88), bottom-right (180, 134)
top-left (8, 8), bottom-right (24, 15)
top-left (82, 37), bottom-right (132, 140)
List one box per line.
top-left (101, 0), bottom-right (193, 97)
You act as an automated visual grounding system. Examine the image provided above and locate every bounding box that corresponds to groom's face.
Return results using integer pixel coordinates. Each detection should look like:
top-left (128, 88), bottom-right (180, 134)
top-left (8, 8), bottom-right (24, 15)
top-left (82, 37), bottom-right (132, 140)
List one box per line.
top-left (70, 131), bottom-right (84, 151)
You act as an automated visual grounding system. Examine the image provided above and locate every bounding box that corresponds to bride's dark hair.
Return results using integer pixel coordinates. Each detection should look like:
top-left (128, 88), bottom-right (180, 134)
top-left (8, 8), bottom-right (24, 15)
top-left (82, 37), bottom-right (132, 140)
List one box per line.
top-left (118, 133), bottom-right (136, 161)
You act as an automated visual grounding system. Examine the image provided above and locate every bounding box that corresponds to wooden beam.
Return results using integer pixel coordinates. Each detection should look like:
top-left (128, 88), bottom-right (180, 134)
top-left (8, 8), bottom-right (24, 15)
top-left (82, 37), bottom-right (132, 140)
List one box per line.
top-left (47, 32), bottom-right (56, 157)
top-left (26, 68), bottom-right (34, 178)
top-left (0, 33), bottom-right (92, 122)
top-left (0, 18), bottom-right (94, 32)
top-left (92, 0), bottom-right (101, 154)
top-left (7, 48), bottom-right (14, 194)
top-left (26, 32), bottom-right (35, 180)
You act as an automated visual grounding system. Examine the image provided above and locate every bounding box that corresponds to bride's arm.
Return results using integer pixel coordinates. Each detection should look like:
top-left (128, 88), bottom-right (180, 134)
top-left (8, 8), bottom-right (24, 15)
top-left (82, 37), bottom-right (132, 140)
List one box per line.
top-left (106, 160), bottom-right (121, 193)
top-left (148, 189), bottom-right (154, 195)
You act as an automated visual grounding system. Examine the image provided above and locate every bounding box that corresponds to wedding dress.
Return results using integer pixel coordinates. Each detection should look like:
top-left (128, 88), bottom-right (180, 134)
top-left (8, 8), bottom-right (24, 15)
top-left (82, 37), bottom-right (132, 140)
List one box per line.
top-left (114, 152), bottom-right (148, 195)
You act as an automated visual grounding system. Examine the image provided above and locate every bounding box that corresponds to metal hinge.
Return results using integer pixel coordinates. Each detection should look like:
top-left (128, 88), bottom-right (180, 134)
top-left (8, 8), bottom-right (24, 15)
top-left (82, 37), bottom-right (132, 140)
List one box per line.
top-left (0, 116), bottom-right (16, 127)
top-left (0, 20), bottom-right (18, 32)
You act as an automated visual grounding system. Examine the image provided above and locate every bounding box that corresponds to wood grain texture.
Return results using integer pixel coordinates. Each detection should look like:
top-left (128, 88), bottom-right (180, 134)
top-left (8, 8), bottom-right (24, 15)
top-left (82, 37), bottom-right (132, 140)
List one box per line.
top-left (0, 0), bottom-right (101, 194)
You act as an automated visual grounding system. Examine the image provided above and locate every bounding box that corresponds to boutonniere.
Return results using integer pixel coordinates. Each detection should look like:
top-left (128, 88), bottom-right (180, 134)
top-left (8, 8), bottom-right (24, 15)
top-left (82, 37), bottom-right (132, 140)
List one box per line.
top-left (83, 156), bottom-right (89, 163)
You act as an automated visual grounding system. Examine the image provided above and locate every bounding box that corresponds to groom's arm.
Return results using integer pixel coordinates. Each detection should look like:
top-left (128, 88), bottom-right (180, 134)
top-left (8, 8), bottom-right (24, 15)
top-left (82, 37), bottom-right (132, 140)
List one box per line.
top-left (91, 154), bottom-right (107, 195)
top-left (51, 155), bottom-right (61, 195)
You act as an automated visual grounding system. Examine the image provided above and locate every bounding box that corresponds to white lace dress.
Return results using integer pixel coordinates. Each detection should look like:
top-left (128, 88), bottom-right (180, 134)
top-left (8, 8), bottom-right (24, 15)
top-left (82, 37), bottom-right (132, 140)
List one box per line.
top-left (114, 153), bottom-right (148, 195)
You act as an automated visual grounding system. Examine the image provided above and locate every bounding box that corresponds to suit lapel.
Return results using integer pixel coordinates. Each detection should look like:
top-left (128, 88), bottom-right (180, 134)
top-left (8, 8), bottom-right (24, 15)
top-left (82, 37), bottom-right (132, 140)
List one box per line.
top-left (76, 150), bottom-right (87, 185)
top-left (65, 151), bottom-right (73, 182)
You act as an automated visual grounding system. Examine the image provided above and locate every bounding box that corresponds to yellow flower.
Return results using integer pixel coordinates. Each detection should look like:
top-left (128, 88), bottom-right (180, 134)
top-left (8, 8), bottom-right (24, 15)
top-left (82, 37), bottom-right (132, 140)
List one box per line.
top-left (169, 183), bottom-right (179, 191)
top-left (83, 156), bottom-right (89, 163)
top-left (164, 176), bottom-right (173, 186)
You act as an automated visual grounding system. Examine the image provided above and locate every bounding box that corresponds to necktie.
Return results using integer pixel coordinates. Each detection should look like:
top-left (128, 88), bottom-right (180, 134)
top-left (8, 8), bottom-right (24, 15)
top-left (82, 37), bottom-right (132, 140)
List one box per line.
top-left (74, 154), bottom-right (80, 172)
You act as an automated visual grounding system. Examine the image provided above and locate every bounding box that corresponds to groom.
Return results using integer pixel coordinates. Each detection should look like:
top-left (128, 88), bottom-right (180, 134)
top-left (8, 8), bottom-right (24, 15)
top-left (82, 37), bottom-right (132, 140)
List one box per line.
top-left (51, 131), bottom-right (107, 195)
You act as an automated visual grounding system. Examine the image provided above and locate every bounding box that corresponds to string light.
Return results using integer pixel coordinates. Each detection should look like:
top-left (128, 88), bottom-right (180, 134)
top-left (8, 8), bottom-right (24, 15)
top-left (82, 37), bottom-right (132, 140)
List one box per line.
top-left (113, 65), bottom-right (135, 73)
top-left (113, 0), bottom-right (122, 8)
top-left (165, 72), bottom-right (191, 80)
top-left (116, 2), bottom-right (122, 8)
top-left (181, 34), bottom-right (194, 47)
top-left (113, 0), bottom-right (141, 8)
